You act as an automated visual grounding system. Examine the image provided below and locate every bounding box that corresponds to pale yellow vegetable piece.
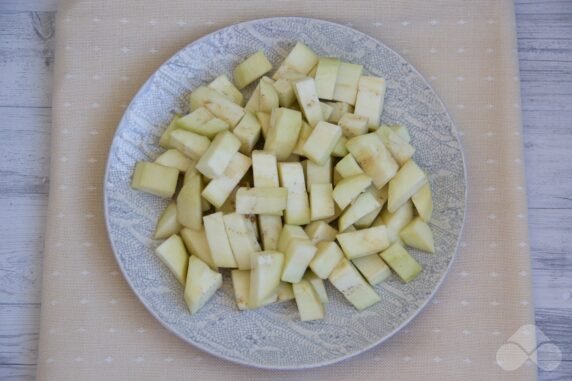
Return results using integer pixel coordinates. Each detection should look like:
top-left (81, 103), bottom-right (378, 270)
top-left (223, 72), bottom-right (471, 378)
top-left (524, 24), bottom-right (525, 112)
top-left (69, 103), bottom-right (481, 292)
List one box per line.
top-left (278, 162), bottom-right (311, 225)
top-left (304, 221), bottom-right (338, 245)
top-left (264, 107), bottom-right (302, 160)
top-left (379, 199), bottom-right (414, 244)
top-left (375, 125), bottom-right (415, 165)
top-left (276, 281), bottom-right (295, 302)
top-left (180, 228), bottom-right (217, 270)
top-left (331, 136), bottom-right (349, 157)
top-left (303, 271), bottom-right (329, 303)
top-left (354, 76), bottom-right (386, 129)
top-left (184, 256), bottom-right (223, 314)
top-left (338, 113), bottom-right (368, 138)
top-left (256, 111), bottom-right (271, 138)
top-left (411, 182), bottom-right (433, 222)
top-left (389, 124), bottom-right (411, 143)
top-left (176, 107), bottom-right (215, 133)
top-left (332, 173), bottom-right (372, 210)
top-left (235, 187), bottom-right (288, 216)
top-left (320, 102), bottom-right (334, 120)
top-left (277, 225), bottom-right (308, 253)
top-left (315, 57), bottom-right (340, 100)
top-left (325, 101), bottom-right (354, 123)
top-left (159, 115), bottom-right (181, 149)
top-left (245, 84), bottom-right (261, 113)
top-left (132, 162), bottom-right (179, 198)
top-left (230, 270), bottom-right (276, 310)
top-left (201, 152), bottom-right (251, 208)
top-left (309, 241), bottom-right (344, 279)
top-left (189, 86), bottom-right (228, 112)
top-left (249, 251), bottom-right (284, 308)
top-left (155, 234), bottom-right (189, 285)
top-left (380, 243), bottom-right (422, 282)
top-left (353, 207), bottom-right (381, 229)
top-left (307, 63), bottom-right (318, 78)
top-left (293, 77), bottom-right (323, 127)
top-left (233, 51), bottom-right (273, 89)
top-left (259, 78), bottom-right (280, 112)
top-left (196, 131), bottom-right (241, 178)
top-left (302, 121), bottom-right (342, 165)
top-left (182, 162), bottom-right (199, 185)
top-left (277, 71), bottom-right (307, 82)
top-left (400, 217), bottom-right (435, 253)
top-left (337, 225), bottom-right (389, 259)
top-left (258, 215), bottom-right (283, 251)
top-left (205, 97), bottom-right (245, 128)
top-left (352, 254), bottom-right (391, 286)
top-left (310, 183), bottom-right (335, 221)
top-left (177, 173), bottom-right (203, 230)
top-left (273, 78), bottom-right (296, 107)
top-left (335, 154), bottom-right (364, 178)
top-left (208, 74), bottom-right (244, 105)
top-left (273, 42), bottom-right (318, 79)
top-left (293, 279), bottom-right (324, 321)
top-left (338, 192), bottom-right (381, 232)
top-left (328, 259), bottom-right (380, 310)
top-left (346, 133), bottom-right (398, 189)
top-left (292, 122), bottom-right (313, 156)
top-left (169, 129), bottom-right (211, 160)
top-left (223, 213), bottom-right (261, 270)
top-left (303, 157), bottom-right (332, 192)
top-left (332, 62), bottom-right (363, 105)
top-left (183, 117), bottom-right (230, 140)
top-left (387, 160), bottom-right (427, 213)
top-left (154, 202), bottom-right (182, 240)
top-left (252, 150), bottom-right (279, 187)
top-left (282, 239), bottom-right (317, 283)
top-left (233, 112), bottom-right (261, 155)
top-left (203, 212), bottom-right (238, 268)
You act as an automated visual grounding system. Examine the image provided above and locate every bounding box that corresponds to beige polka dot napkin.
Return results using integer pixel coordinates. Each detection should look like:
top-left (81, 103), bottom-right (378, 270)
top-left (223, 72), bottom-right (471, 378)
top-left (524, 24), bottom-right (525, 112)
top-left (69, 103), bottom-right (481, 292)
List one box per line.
top-left (37, 0), bottom-right (536, 379)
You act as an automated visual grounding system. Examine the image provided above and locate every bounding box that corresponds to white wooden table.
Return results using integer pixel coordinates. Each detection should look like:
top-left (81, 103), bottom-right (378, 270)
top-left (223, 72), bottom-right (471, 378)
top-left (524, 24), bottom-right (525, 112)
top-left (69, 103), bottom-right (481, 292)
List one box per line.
top-left (0, 1), bottom-right (570, 379)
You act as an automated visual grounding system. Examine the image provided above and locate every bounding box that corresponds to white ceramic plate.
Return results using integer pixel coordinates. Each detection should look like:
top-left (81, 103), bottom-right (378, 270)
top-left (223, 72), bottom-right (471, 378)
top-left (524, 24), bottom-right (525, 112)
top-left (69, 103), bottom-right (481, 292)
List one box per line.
top-left (104, 17), bottom-right (466, 369)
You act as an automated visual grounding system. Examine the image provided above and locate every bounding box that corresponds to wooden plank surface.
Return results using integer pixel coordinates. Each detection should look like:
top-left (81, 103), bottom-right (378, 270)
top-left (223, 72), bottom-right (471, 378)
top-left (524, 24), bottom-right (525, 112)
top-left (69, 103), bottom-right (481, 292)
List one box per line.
top-left (0, 1), bottom-right (571, 379)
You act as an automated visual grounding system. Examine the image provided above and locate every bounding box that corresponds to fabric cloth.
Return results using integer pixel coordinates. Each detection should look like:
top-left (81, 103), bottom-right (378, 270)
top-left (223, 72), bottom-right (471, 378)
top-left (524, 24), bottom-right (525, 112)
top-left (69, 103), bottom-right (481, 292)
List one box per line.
top-left (37, 0), bottom-right (536, 379)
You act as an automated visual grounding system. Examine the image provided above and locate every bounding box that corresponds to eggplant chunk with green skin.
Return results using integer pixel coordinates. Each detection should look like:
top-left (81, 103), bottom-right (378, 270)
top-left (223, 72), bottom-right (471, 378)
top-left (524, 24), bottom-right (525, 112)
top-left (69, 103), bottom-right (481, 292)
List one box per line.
top-left (378, 199), bottom-right (414, 244)
top-left (223, 213), bottom-right (261, 270)
top-left (184, 256), bottom-right (223, 314)
top-left (400, 217), bottom-right (435, 253)
top-left (233, 51), bottom-right (273, 89)
top-left (310, 241), bottom-right (344, 279)
top-left (180, 228), bottom-right (217, 270)
top-left (337, 225), bottom-right (389, 259)
top-left (293, 78), bottom-right (324, 127)
top-left (375, 125), bottom-right (415, 165)
top-left (332, 62), bottom-right (363, 105)
top-left (302, 121), bottom-right (342, 165)
top-left (252, 150), bottom-right (279, 187)
top-left (387, 160), bottom-right (427, 213)
top-left (338, 192), bottom-right (381, 232)
top-left (208, 74), bottom-right (244, 105)
top-left (380, 243), bottom-right (422, 283)
top-left (282, 239), bottom-right (318, 283)
top-left (264, 107), bottom-right (302, 160)
top-left (354, 76), bottom-right (387, 129)
top-left (235, 187), bottom-right (288, 216)
top-left (154, 202), bottom-right (182, 240)
top-left (304, 157), bottom-right (332, 192)
top-left (131, 162), bottom-right (179, 198)
top-left (233, 112), bottom-right (261, 155)
top-left (203, 212), bottom-right (238, 268)
top-left (155, 234), bottom-right (189, 285)
top-left (328, 259), bottom-right (380, 310)
top-left (278, 162), bottom-right (311, 225)
top-left (412, 182), bottom-right (433, 221)
top-left (338, 113), bottom-right (368, 138)
top-left (304, 221), bottom-right (338, 245)
top-left (352, 254), bottom-right (391, 286)
top-left (258, 215), bottom-right (283, 251)
top-left (177, 172), bottom-right (203, 231)
top-left (169, 129), bottom-right (211, 161)
top-left (273, 42), bottom-right (318, 79)
top-left (310, 183), bottom-right (335, 221)
top-left (346, 133), bottom-right (398, 189)
top-left (196, 131), bottom-right (241, 179)
top-left (314, 57), bottom-right (340, 100)
top-left (293, 279), bottom-right (324, 321)
top-left (201, 152), bottom-right (251, 208)
top-left (249, 251), bottom-right (285, 308)
top-left (332, 174), bottom-right (372, 210)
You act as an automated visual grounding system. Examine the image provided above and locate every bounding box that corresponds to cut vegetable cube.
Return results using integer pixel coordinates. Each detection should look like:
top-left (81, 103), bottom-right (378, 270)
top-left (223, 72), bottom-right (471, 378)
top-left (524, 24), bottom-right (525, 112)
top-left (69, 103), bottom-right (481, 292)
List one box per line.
top-left (354, 76), bottom-right (386, 129)
top-left (380, 243), bottom-right (422, 282)
top-left (273, 42), bottom-right (318, 79)
top-left (245, 84), bottom-right (261, 113)
top-left (320, 102), bottom-right (334, 120)
top-left (176, 107), bottom-right (215, 133)
top-left (196, 131), bottom-right (241, 178)
top-left (256, 111), bottom-right (270, 138)
top-left (338, 192), bottom-right (381, 231)
top-left (155, 234), bottom-right (189, 285)
top-left (182, 163), bottom-right (199, 185)
top-left (335, 154), bottom-right (364, 178)
top-left (332, 174), bottom-right (372, 209)
top-left (389, 124), bottom-right (411, 143)
top-left (278, 162), bottom-right (311, 225)
top-left (177, 173), bottom-right (203, 230)
top-left (184, 256), bottom-right (223, 314)
top-left (375, 125), bottom-right (415, 165)
top-left (293, 77), bottom-right (323, 127)
top-left (231, 269), bottom-right (251, 310)
top-left (303, 271), bottom-right (328, 303)
top-left (346, 133), bottom-right (398, 189)
top-left (185, 117), bottom-right (230, 140)
top-left (249, 251), bottom-right (284, 308)
top-left (304, 221), bottom-right (338, 245)
top-left (180, 228), bottom-right (217, 270)
top-left (326, 101), bottom-right (353, 123)
top-left (233, 112), bottom-right (261, 155)
top-left (310, 183), bottom-right (335, 221)
top-left (302, 121), bottom-right (342, 165)
top-left (259, 78), bottom-right (280, 112)
top-left (223, 213), bottom-right (261, 270)
top-left (379, 200), bottom-right (414, 244)
top-left (277, 225), bottom-right (308, 253)
top-left (235, 187), bottom-right (288, 215)
top-left (387, 160), bottom-right (427, 213)
top-left (282, 239), bottom-right (317, 283)
top-left (264, 107), bottom-right (302, 160)
top-left (315, 57), bottom-right (340, 100)
top-left (400, 217), bottom-right (435, 253)
top-left (132, 162), bottom-right (179, 198)
top-left (159, 115), bottom-right (181, 149)
top-left (201, 152), bottom-right (251, 208)
top-left (337, 225), bottom-right (389, 259)
top-left (332, 62), bottom-right (363, 105)
top-left (154, 202), bottom-right (182, 240)
top-left (273, 78), bottom-right (296, 107)
top-left (276, 281), bottom-right (295, 302)
top-left (205, 97), bottom-right (245, 128)
top-left (203, 212), bottom-right (238, 268)
top-left (169, 129), bottom-right (211, 160)
top-left (307, 63), bottom-right (318, 78)
top-left (309, 241), bottom-right (344, 279)
top-left (328, 259), bottom-right (380, 310)
top-left (303, 157), bottom-right (332, 192)
top-left (338, 113), bottom-right (368, 138)
top-left (352, 254), bottom-right (391, 285)
top-left (293, 280), bottom-right (324, 321)
top-left (258, 215), bottom-right (282, 251)
top-left (411, 182), bottom-right (433, 221)
top-left (277, 71), bottom-right (307, 82)
top-left (353, 207), bottom-right (381, 229)
top-left (252, 150), bottom-right (279, 187)
top-left (189, 86), bottom-right (228, 111)
top-left (331, 136), bottom-right (348, 157)
top-left (208, 74), bottom-right (244, 105)
top-left (292, 122), bottom-right (313, 156)
top-left (233, 51), bottom-right (273, 89)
